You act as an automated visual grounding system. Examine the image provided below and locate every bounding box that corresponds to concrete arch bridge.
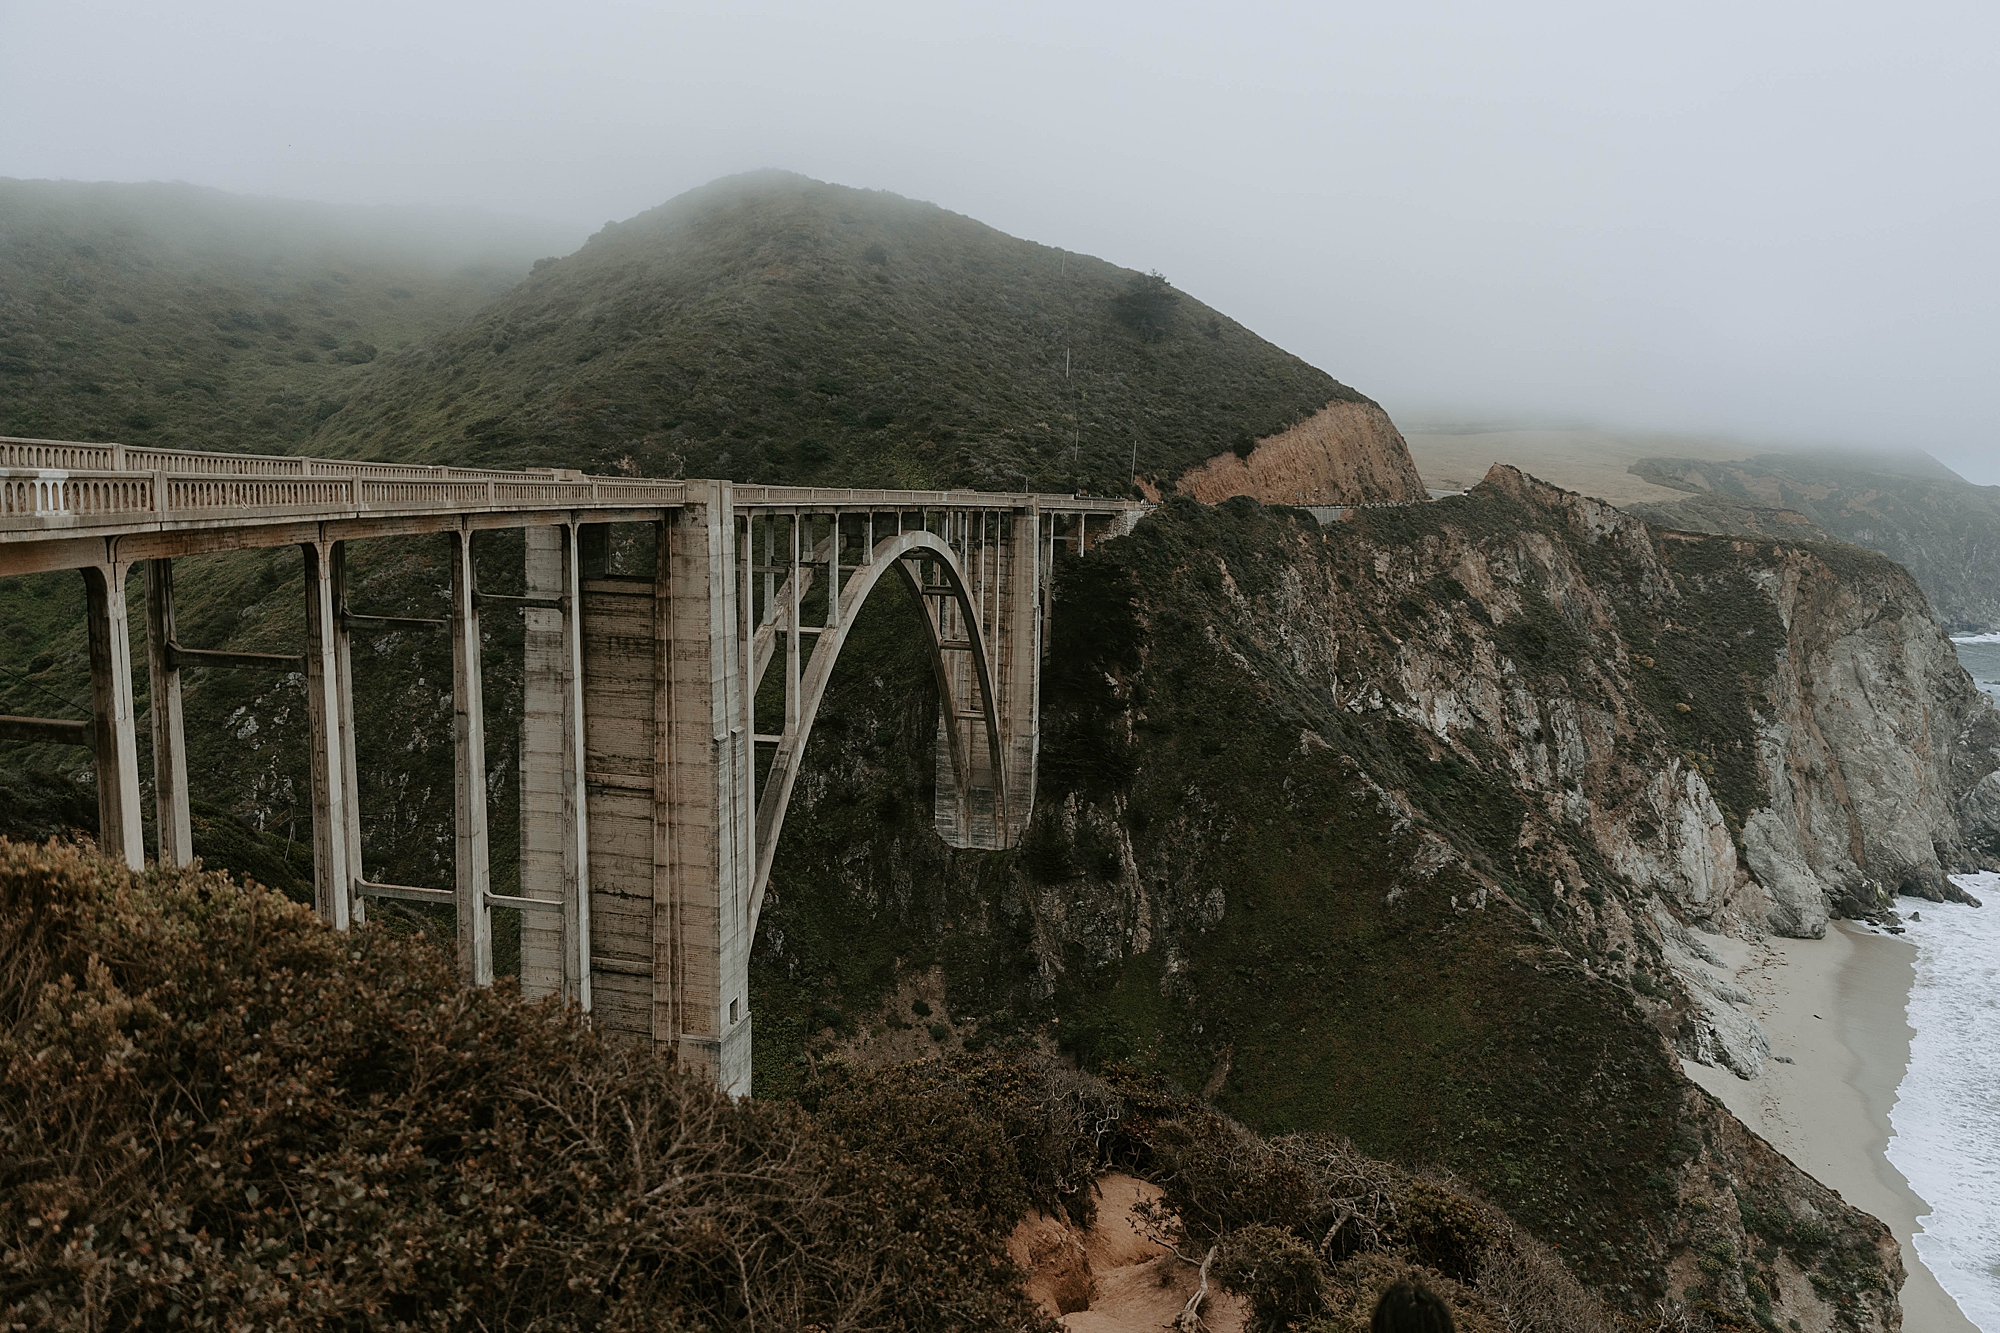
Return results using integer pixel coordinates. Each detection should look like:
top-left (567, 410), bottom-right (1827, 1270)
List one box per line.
top-left (0, 438), bottom-right (1145, 1092)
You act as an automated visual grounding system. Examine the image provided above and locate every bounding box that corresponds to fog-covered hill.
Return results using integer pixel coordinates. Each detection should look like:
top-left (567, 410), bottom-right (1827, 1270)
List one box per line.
top-left (1628, 452), bottom-right (2000, 633)
top-left (312, 170), bottom-right (1369, 494)
top-left (0, 178), bottom-right (560, 452)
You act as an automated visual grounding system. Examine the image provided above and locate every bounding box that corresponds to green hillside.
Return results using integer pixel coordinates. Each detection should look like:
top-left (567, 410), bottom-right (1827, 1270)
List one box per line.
top-left (313, 171), bottom-right (1361, 493)
top-left (0, 179), bottom-right (558, 452)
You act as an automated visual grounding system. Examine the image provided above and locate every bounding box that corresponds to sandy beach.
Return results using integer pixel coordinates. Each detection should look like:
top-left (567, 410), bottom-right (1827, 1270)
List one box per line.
top-left (1682, 923), bottom-right (1976, 1332)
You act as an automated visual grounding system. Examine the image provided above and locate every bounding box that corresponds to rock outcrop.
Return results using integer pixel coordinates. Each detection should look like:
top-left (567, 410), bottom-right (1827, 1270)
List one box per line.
top-left (1367, 467), bottom-right (2000, 943)
top-left (1744, 538), bottom-right (1999, 916)
top-left (1174, 399), bottom-right (1430, 506)
top-left (761, 473), bottom-right (1954, 1329)
top-left (1629, 451), bottom-right (2000, 634)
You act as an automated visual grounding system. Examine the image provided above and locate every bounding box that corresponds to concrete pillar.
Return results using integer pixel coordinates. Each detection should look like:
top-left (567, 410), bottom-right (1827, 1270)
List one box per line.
top-left (449, 527), bottom-right (492, 985)
top-left (520, 522), bottom-right (591, 1007)
top-left (142, 558), bottom-right (192, 867)
top-left (301, 541), bottom-right (352, 927)
top-left (930, 506), bottom-right (1041, 851)
top-left (661, 482), bottom-right (752, 1094)
top-left (785, 513), bottom-right (802, 737)
top-left (998, 506), bottom-right (1044, 838)
top-left (82, 562), bottom-right (144, 870)
top-left (738, 514), bottom-right (756, 826)
top-left (331, 544), bottom-right (363, 922)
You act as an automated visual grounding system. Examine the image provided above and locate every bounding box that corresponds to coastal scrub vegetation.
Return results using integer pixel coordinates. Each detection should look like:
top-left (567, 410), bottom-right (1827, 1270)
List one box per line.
top-left (0, 839), bottom-right (1056, 1331)
top-left (1, 839), bottom-right (1655, 1331)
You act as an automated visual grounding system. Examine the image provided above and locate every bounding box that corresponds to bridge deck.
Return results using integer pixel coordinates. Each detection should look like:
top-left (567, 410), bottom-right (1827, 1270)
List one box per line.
top-left (0, 436), bottom-right (1137, 575)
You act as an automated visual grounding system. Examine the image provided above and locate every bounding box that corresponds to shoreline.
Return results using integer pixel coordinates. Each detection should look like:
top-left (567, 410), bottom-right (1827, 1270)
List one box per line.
top-left (1681, 922), bottom-right (1976, 1333)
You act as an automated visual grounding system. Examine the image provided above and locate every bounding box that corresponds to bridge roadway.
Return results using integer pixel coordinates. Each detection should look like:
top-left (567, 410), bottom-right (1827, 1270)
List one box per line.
top-left (0, 437), bottom-right (1145, 1092)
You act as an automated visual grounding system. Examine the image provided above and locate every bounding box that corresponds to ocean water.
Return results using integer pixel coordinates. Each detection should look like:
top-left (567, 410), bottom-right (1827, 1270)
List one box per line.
top-left (1887, 873), bottom-right (2000, 1331)
top-left (1955, 634), bottom-right (2000, 706)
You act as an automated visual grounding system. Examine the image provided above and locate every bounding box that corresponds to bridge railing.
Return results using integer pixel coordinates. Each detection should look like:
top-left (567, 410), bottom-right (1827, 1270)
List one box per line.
top-left (0, 466), bottom-right (696, 533)
top-left (0, 436), bottom-right (561, 483)
top-left (0, 436), bottom-right (1147, 537)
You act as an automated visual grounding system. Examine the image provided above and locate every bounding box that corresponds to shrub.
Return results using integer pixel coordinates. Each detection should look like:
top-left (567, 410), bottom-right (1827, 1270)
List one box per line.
top-left (1475, 1225), bottom-right (1620, 1333)
top-left (0, 841), bottom-right (1054, 1332)
top-left (1214, 1222), bottom-right (1328, 1331)
top-left (1110, 270), bottom-right (1180, 342)
top-left (802, 1053), bottom-right (1123, 1227)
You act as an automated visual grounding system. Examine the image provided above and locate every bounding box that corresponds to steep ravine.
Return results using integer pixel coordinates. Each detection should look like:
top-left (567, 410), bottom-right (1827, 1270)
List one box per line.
top-left (760, 470), bottom-right (2000, 1331)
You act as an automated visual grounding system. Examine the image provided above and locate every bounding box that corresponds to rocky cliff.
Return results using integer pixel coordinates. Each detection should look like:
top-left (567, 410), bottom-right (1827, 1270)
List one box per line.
top-left (1628, 452), bottom-right (2000, 634)
top-left (754, 468), bottom-right (1997, 1330)
top-left (1172, 399), bottom-right (1431, 506)
top-left (1366, 468), bottom-right (2000, 943)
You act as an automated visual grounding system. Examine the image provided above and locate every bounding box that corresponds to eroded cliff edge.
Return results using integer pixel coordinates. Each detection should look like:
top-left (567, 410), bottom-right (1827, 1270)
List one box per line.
top-left (1174, 398), bottom-right (1431, 505)
top-left (760, 468), bottom-right (1999, 1331)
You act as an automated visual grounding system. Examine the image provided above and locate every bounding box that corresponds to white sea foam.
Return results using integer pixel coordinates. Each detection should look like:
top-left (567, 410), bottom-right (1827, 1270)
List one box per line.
top-left (1887, 874), bottom-right (2000, 1331)
top-left (1952, 633), bottom-right (2000, 645)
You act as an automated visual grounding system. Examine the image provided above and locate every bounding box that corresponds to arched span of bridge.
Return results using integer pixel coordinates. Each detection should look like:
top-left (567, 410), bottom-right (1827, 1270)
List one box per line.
top-left (747, 526), bottom-right (1004, 935)
top-left (0, 439), bottom-right (1149, 1092)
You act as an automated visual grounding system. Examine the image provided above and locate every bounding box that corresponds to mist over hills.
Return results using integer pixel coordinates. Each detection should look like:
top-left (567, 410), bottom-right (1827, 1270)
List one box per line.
top-left (311, 170), bottom-right (1364, 494)
top-left (0, 178), bottom-right (560, 453)
top-left (1628, 452), bottom-right (2000, 633)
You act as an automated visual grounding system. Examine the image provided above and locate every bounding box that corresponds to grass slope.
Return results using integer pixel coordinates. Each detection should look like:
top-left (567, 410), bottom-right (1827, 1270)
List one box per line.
top-left (313, 170), bottom-right (1361, 493)
top-left (0, 179), bottom-right (554, 452)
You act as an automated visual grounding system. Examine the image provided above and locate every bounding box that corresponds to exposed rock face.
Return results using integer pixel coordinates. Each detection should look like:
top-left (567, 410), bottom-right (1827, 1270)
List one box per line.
top-left (1174, 399), bottom-right (1430, 506)
top-left (1745, 540), bottom-right (2000, 915)
top-left (1629, 451), bottom-right (2000, 634)
top-left (1961, 770), bottom-right (2000, 870)
top-left (1392, 468), bottom-right (2000, 942)
top-left (762, 473), bottom-right (1952, 1329)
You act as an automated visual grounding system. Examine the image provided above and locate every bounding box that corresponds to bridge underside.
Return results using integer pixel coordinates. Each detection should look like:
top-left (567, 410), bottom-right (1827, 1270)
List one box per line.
top-left (0, 439), bottom-right (1142, 1093)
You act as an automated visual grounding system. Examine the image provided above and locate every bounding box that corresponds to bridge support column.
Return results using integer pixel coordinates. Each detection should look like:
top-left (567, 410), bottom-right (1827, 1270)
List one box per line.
top-left (302, 540), bottom-right (355, 928)
top-left (333, 547), bottom-right (363, 922)
top-left (931, 505), bottom-right (1042, 849)
top-left (995, 506), bottom-right (1044, 838)
top-left (660, 482), bottom-right (753, 1094)
top-left (83, 561), bottom-right (144, 871)
top-left (143, 558), bottom-right (192, 867)
top-left (520, 523), bottom-right (591, 1007)
top-left (449, 529), bottom-right (492, 985)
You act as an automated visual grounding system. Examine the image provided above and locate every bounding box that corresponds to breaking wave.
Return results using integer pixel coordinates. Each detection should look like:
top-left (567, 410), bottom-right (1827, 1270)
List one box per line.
top-left (1887, 874), bottom-right (2000, 1331)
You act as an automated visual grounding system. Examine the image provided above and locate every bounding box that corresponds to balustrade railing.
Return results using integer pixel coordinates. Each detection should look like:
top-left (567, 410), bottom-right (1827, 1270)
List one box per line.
top-left (0, 436), bottom-right (1144, 538)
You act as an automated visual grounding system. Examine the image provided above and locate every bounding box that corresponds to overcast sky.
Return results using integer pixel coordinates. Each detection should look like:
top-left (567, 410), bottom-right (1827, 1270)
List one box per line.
top-left (6, 0), bottom-right (1997, 482)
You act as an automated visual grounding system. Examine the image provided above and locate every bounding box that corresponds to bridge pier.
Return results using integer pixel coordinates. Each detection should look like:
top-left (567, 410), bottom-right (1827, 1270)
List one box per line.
top-left (448, 529), bottom-right (493, 984)
top-left (303, 541), bottom-right (357, 930)
top-left (518, 523), bottom-right (593, 1006)
top-left (659, 484), bottom-right (755, 1092)
top-left (83, 562), bottom-right (144, 871)
top-left (143, 557), bottom-right (192, 867)
top-left (931, 507), bottom-right (1043, 849)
